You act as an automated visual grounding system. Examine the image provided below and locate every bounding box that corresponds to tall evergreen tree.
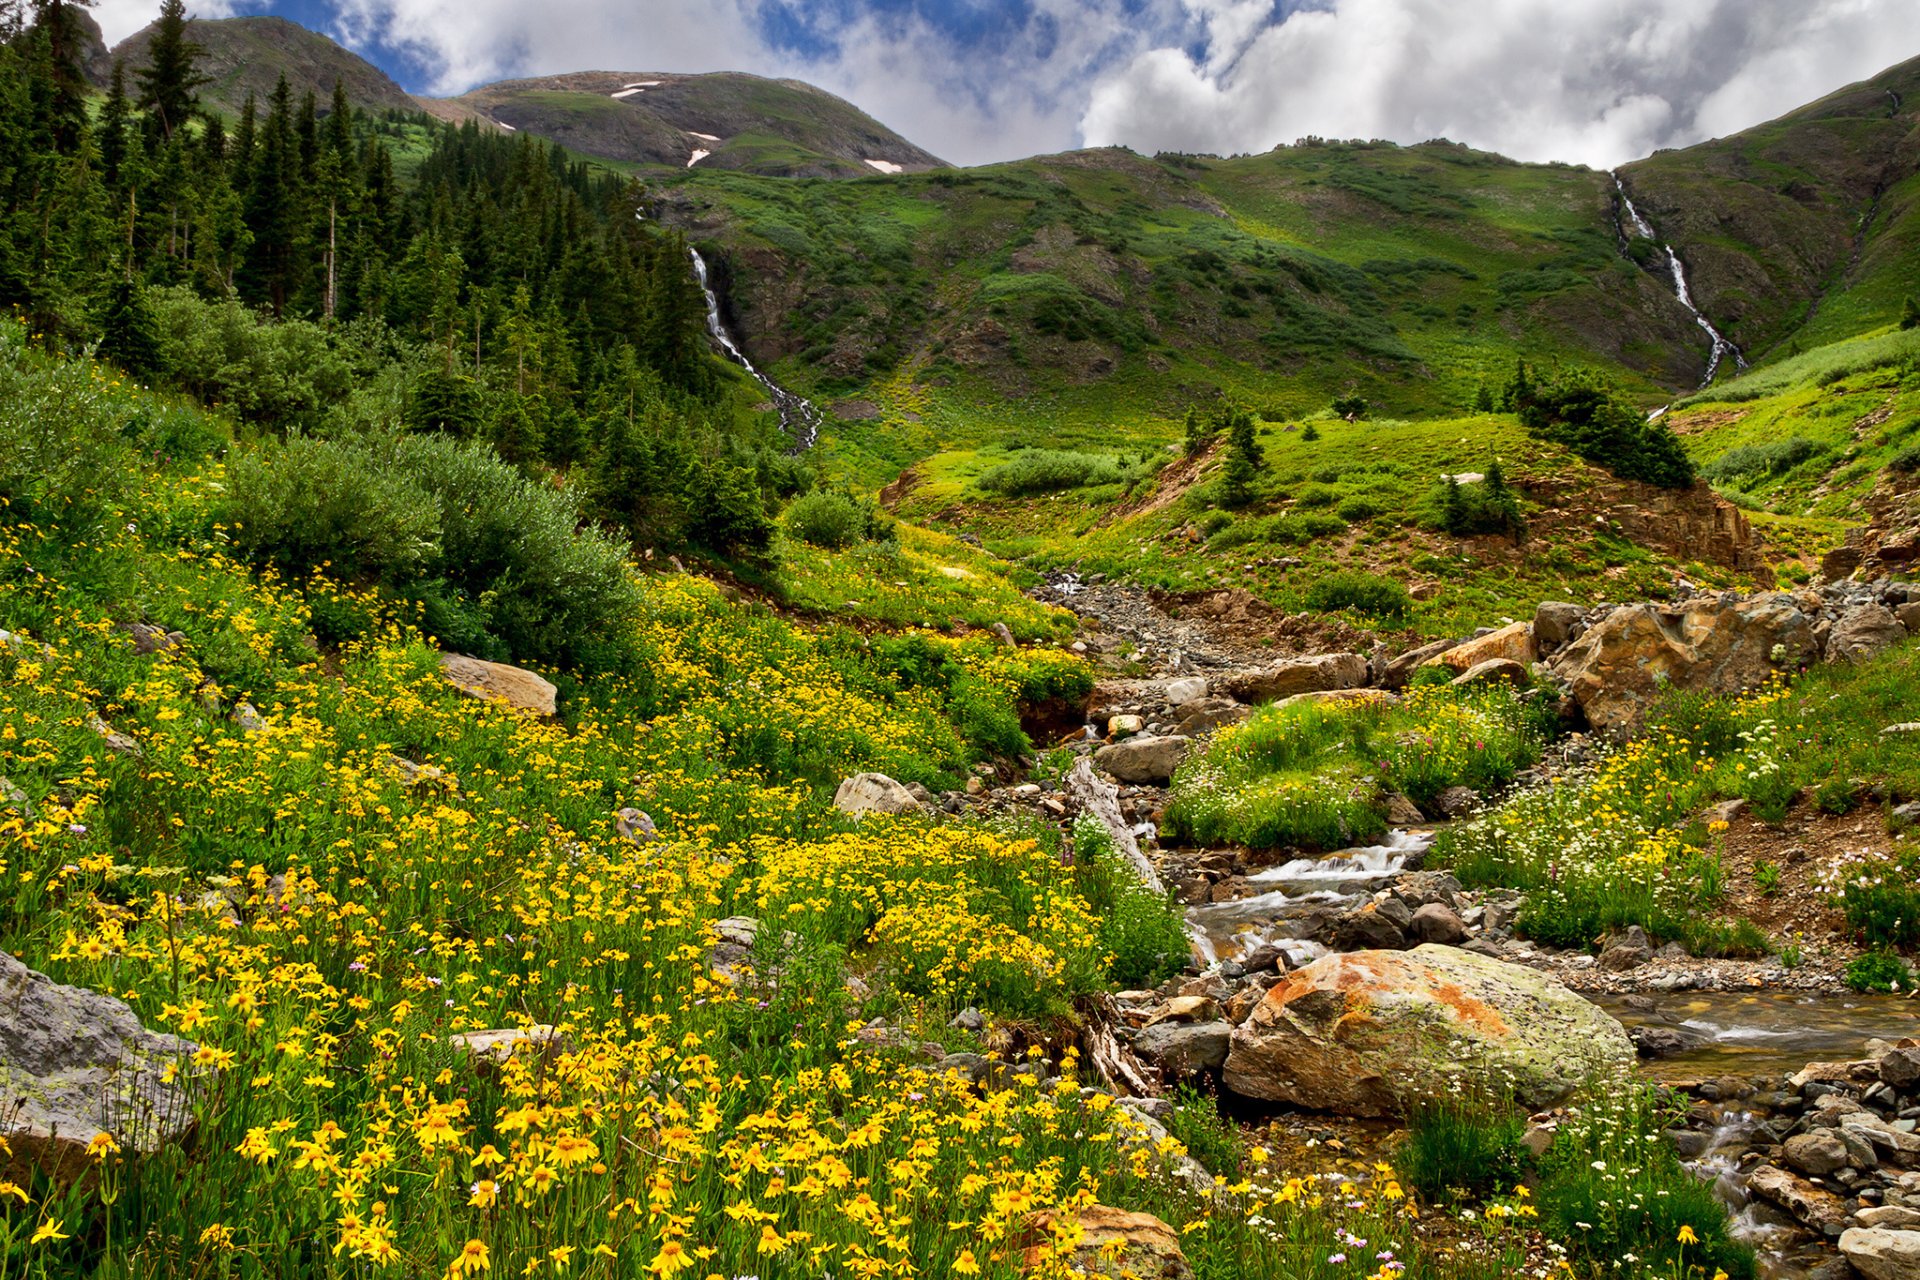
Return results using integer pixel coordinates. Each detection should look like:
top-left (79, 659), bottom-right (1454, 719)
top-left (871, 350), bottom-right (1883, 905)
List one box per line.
top-left (133, 0), bottom-right (207, 143)
top-left (99, 59), bottom-right (129, 190)
top-left (29, 0), bottom-right (93, 150)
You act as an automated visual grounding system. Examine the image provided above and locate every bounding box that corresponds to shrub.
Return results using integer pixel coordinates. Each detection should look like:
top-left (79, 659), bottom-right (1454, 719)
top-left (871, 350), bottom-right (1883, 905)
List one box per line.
top-left (1294, 483), bottom-right (1339, 508)
top-left (1336, 495), bottom-right (1381, 522)
top-left (783, 489), bottom-right (892, 549)
top-left (226, 437), bottom-right (442, 583)
top-left (1889, 445), bottom-right (1920, 474)
top-left (1508, 363), bottom-right (1694, 488)
top-left (977, 448), bottom-right (1136, 496)
top-left (1846, 949), bottom-right (1915, 993)
top-left (1699, 437), bottom-right (1826, 484)
top-left (1071, 816), bottom-right (1191, 987)
top-left (1305, 569), bottom-right (1412, 620)
top-left (1818, 847), bottom-right (1920, 948)
top-left (1401, 1093), bottom-right (1532, 1205)
top-left (1163, 1085), bottom-right (1244, 1176)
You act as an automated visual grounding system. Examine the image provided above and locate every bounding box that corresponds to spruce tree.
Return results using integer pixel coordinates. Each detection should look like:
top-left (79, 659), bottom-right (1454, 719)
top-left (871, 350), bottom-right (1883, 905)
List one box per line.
top-left (1219, 409), bottom-right (1263, 508)
top-left (99, 60), bottom-right (129, 190)
top-left (29, 0), bottom-right (94, 151)
top-left (95, 277), bottom-right (162, 378)
top-left (134, 0), bottom-right (208, 144)
top-left (1902, 296), bottom-right (1919, 331)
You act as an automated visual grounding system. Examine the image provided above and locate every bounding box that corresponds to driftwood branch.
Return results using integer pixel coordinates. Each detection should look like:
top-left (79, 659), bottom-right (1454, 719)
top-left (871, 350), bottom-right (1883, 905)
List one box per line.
top-left (1066, 756), bottom-right (1164, 895)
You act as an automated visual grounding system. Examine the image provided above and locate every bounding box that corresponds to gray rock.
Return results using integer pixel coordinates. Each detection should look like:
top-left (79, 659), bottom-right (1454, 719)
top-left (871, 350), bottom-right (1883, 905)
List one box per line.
top-left (1898, 602), bottom-right (1920, 634)
top-left (1840, 1227), bottom-right (1920, 1280)
top-left (231, 702), bottom-right (268, 733)
top-left (1432, 786), bottom-right (1479, 819)
top-left (1532, 602), bottom-right (1586, 653)
top-left (1450, 658), bottom-right (1530, 689)
top-left (1829, 605), bottom-right (1910, 664)
top-left (1630, 1026), bottom-right (1703, 1059)
top-left (1328, 903), bottom-right (1410, 951)
top-left (990, 622), bottom-right (1017, 648)
top-left (1856, 1206), bottom-right (1920, 1229)
top-left (1391, 871), bottom-right (1463, 911)
top-left (615, 807), bottom-right (659, 844)
top-left (0, 776), bottom-right (33, 820)
top-left (1599, 926), bottom-right (1655, 972)
top-left (950, 1008), bottom-right (986, 1033)
top-left (1880, 1047), bottom-right (1920, 1091)
top-left (1380, 637), bottom-right (1463, 690)
top-left (86, 713), bottom-right (142, 758)
top-left (1383, 791), bottom-right (1425, 826)
top-left (1134, 1021), bottom-right (1233, 1077)
top-left (1093, 735), bottom-right (1192, 785)
top-left (0, 951), bottom-right (199, 1189)
top-left (124, 622), bottom-right (184, 655)
top-left (1785, 1130), bottom-right (1852, 1177)
top-left (1164, 676), bottom-right (1209, 707)
top-left (1220, 653), bottom-right (1369, 704)
top-left (1408, 903), bottom-right (1467, 945)
top-left (1175, 696), bottom-right (1251, 735)
top-left (833, 773), bottom-right (921, 817)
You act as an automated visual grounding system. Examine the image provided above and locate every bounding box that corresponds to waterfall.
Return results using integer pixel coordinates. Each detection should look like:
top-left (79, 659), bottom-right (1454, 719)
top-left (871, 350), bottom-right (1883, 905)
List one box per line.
top-left (687, 248), bottom-right (823, 452)
top-left (1613, 172), bottom-right (1747, 390)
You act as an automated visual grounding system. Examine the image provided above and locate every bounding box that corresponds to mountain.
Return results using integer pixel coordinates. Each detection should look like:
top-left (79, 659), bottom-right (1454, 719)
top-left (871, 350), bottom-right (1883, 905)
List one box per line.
top-left (430, 71), bottom-right (946, 178)
top-left (108, 16), bottom-right (421, 116)
top-left (1619, 53), bottom-right (1920, 362)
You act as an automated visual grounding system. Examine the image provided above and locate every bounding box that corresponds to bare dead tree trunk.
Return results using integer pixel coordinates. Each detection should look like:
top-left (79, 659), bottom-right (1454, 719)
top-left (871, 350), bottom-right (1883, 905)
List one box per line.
top-left (1066, 757), bottom-right (1163, 894)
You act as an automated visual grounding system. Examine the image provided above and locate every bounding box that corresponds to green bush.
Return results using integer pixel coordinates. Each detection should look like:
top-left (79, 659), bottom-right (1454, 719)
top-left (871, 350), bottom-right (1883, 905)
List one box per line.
top-left (1846, 949), bottom-right (1914, 993)
top-left (1071, 816), bottom-right (1188, 988)
top-left (1509, 364), bottom-right (1694, 488)
top-left (1163, 1084), bottom-right (1244, 1176)
top-left (1820, 847), bottom-right (1920, 948)
top-left (783, 489), bottom-right (893, 549)
top-left (1294, 482), bottom-right (1339, 508)
top-left (1336, 495), bottom-right (1382, 522)
top-left (977, 448), bottom-right (1137, 496)
top-left (1401, 1093), bottom-right (1532, 1206)
top-left (1889, 445), bottom-right (1920, 474)
top-left (227, 437), bottom-right (443, 582)
top-left (1699, 437), bottom-right (1826, 484)
top-left (1304, 569), bottom-right (1412, 620)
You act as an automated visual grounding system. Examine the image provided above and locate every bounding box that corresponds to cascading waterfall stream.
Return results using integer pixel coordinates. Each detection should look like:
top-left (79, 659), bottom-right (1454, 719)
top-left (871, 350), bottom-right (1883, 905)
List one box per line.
top-left (1613, 172), bottom-right (1747, 390)
top-left (688, 247), bottom-right (823, 452)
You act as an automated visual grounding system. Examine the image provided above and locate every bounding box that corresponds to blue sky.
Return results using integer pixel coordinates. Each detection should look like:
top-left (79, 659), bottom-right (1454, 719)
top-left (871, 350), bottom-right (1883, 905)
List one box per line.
top-left (92, 0), bottom-right (1920, 168)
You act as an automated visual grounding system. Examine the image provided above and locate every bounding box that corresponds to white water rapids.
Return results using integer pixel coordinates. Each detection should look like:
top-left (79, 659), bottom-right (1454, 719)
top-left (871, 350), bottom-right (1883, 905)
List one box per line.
top-left (1613, 173), bottom-right (1747, 389)
top-left (688, 248), bottom-right (823, 451)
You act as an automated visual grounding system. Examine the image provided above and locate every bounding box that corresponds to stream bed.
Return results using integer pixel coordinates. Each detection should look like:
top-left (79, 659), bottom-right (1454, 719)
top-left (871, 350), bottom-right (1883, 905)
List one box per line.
top-left (1595, 990), bottom-right (1920, 1081)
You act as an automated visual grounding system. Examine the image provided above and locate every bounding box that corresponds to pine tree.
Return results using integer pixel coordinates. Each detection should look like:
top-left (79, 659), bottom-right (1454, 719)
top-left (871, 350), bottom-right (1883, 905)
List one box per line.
top-left (1219, 409), bottom-right (1263, 508)
top-left (1441, 475), bottom-right (1467, 534)
top-left (99, 60), bottom-right (129, 190)
top-left (239, 75), bottom-right (304, 314)
top-left (1300, 421), bottom-right (1320, 442)
top-left (1474, 381), bottom-right (1494, 413)
top-left (134, 0), bottom-right (208, 144)
top-left (95, 277), bottom-right (162, 378)
top-left (1902, 296), bottom-right (1919, 331)
top-left (29, 0), bottom-right (94, 151)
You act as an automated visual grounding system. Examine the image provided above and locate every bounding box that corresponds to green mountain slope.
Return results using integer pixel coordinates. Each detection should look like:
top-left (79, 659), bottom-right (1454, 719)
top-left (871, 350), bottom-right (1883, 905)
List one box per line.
top-left (435, 71), bottom-right (945, 178)
top-left (109, 16), bottom-right (421, 116)
top-left (1619, 54), bottom-right (1920, 361)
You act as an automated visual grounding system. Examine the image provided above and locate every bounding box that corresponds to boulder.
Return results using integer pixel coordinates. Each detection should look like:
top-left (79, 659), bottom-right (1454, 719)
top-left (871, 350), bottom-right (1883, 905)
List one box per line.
top-left (1094, 736), bottom-right (1192, 786)
top-left (1828, 604), bottom-right (1909, 664)
top-left (1383, 791), bottom-right (1425, 826)
top-left (1431, 786), bottom-right (1479, 819)
top-left (1269, 687), bottom-right (1399, 714)
top-left (1327, 901), bottom-right (1410, 952)
top-left (1629, 1026), bottom-right (1702, 1059)
top-left (1220, 653), bottom-right (1369, 704)
top-left (1532, 602), bottom-right (1586, 653)
top-left (1784, 1130), bottom-right (1852, 1178)
top-left (1174, 697), bottom-right (1251, 735)
top-left (1163, 676), bottom-right (1209, 707)
top-left (1878, 1044), bottom-right (1920, 1091)
top-left (1840, 1228), bottom-right (1920, 1280)
top-left (440, 653), bottom-right (558, 717)
top-left (1221, 946), bottom-right (1634, 1117)
top-left (1549, 594), bottom-right (1818, 736)
top-left (833, 773), bottom-right (921, 818)
top-left (1598, 926), bottom-right (1654, 972)
top-left (1898, 602), bottom-right (1920, 634)
top-left (232, 702), bottom-right (268, 733)
top-left (1450, 658), bottom-right (1531, 688)
top-left (1748, 1165), bottom-right (1851, 1233)
top-left (1134, 1022), bottom-right (1233, 1077)
top-left (1424, 621), bottom-right (1536, 674)
top-left (1108, 714), bottom-right (1146, 739)
top-left (1381, 637), bottom-right (1461, 690)
top-left (448, 1025), bottom-right (562, 1070)
top-left (990, 622), bottom-right (1017, 648)
top-left (1020, 1205), bottom-right (1193, 1280)
top-left (0, 951), bottom-right (199, 1189)
top-left (86, 713), bottom-right (142, 758)
top-left (1408, 903), bottom-right (1467, 945)
top-left (614, 807), bottom-right (658, 844)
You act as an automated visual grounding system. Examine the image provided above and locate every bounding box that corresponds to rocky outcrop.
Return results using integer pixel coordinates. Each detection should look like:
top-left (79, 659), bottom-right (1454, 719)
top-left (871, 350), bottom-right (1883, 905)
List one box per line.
top-left (1094, 735), bottom-right (1191, 785)
top-left (1019, 1206), bottom-right (1192, 1280)
top-left (0, 951), bottom-right (199, 1189)
top-left (1827, 604), bottom-right (1908, 664)
top-left (832, 773), bottom-right (921, 818)
top-left (1841, 1227), bottom-right (1920, 1280)
top-left (440, 653), bottom-right (559, 716)
top-left (1221, 946), bottom-right (1633, 1117)
top-left (1548, 593), bottom-right (1818, 735)
top-left (1424, 621), bottom-right (1536, 674)
top-left (1219, 654), bottom-right (1368, 704)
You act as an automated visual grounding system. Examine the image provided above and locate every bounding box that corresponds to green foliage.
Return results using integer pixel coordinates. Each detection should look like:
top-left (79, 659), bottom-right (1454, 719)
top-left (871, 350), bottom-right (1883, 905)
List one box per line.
top-left (782, 489), bottom-right (894, 550)
top-left (1401, 1093), bottom-right (1532, 1206)
top-left (1163, 1085), bottom-right (1244, 1176)
top-left (1508, 363), bottom-right (1695, 488)
top-left (1218, 409), bottom-right (1264, 508)
top-left (1071, 818), bottom-right (1189, 988)
top-left (1846, 949), bottom-right (1915, 994)
top-left (1699, 437), bottom-right (1827, 485)
top-left (1304, 569), bottom-right (1411, 620)
top-left (1901, 296), bottom-right (1918, 331)
top-left (977, 448), bottom-right (1141, 497)
top-left (1820, 846), bottom-right (1920, 949)
top-left (1330, 394), bottom-right (1369, 420)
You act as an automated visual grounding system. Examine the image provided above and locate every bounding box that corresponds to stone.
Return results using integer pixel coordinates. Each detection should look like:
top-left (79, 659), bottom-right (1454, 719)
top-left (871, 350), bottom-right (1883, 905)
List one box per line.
top-left (1134, 1022), bottom-right (1233, 1077)
top-left (1174, 696), bottom-right (1252, 735)
top-left (1839, 1227), bottom-right (1920, 1280)
top-left (440, 653), bottom-right (558, 717)
top-left (1898, 602), bottom-right (1920, 634)
top-left (1424, 621), bottom-right (1537, 674)
top-left (1269, 687), bottom-right (1400, 714)
top-left (124, 622), bottom-right (184, 655)
top-left (1450, 658), bottom-right (1531, 688)
top-left (614, 807), bottom-right (658, 844)
top-left (1856, 1206), bottom-right (1920, 1229)
top-left (1221, 946), bottom-right (1634, 1117)
top-left (1431, 786), bottom-right (1479, 819)
top-left (86, 713), bottom-right (141, 758)
top-left (1143, 996), bottom-right (1218, 1026)
top-left (1094, 736), bottom-right (1192, 786)
top-left (1108, 714), bottom-right (1146, 739)
top-left (833, 773), bottom-right (921, 817)
top-left (1880, 1046), bottom-right (1920, 1091)
top-left (1748, 1165), bottom-right (1851, 1232)
top-left (1383, 791), bottom-right (1425, 826)
top-left (990, 622), bottom-right (1017, 648)
top-left (0, 951), bottom-right (199, 1189)
top-left (1408, 903), bottom-right (1467, 945)
top-left (1549, 593), bottom-right (1818, 736)
top-left (1327, 902), bottom-right (1410, 952)
top-left (950, 1008), bottom-right (986, 1033)
top-left (1164, 676), bottom-right (1208, 707)
top-left (1630, 1026), bottom-right (1701, 1058)
top-left (1828, 605), bottom-right (1909, 664)
top-left (448, 1025), bottom-right (561, 1070)
top-left (1785, 1130), bottom-right (1852, 1177)
top-left (1599, 927), bottom-right (1655, 972)
top-left (1381, 637), bottom-right (1462, 690)
top-left (1019, 1205), bottom-right (1193, 1280)
top-left (1532, 602), bottom-right (1586, 653)
top-left (232, 702), bottom-right (268, 733)
top-left (1219, 654), bottom-right (1369, 704)
top-left (0, 776), bottom-right (34, 820)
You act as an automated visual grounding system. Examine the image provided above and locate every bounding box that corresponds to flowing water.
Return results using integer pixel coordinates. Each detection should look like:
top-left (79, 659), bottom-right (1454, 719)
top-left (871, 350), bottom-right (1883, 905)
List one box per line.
top-left (1612, 173), bottom-right (1748, 389)
top-left (1594, 989), bottom-right (1920, 1081)
top-left (1186, 829), bottom-right (1432, 968)
top-left (688, 248), bottom-right (823, 451)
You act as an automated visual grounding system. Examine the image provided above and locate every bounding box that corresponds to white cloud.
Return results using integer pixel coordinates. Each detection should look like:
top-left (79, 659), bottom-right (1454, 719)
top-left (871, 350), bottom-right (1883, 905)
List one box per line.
top-left (95, 0), bottom-right (252, 44)
top-left (1080, 0), bottom-right (1920, 168)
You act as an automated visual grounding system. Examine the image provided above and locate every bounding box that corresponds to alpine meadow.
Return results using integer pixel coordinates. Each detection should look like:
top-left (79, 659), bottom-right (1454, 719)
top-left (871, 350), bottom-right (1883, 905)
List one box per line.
top-left (3, 4), bottom-right (1920, 1280)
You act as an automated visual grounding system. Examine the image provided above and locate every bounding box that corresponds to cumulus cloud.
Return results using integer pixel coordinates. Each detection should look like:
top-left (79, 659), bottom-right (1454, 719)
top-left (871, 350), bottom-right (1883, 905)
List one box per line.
top-left (1081, 0), bottom-right (1920, 168)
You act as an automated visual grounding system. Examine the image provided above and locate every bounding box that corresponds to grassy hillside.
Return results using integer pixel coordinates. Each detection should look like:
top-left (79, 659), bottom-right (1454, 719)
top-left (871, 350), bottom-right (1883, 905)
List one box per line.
top-left (438, 71), bottom-right (945, 178)
top-left (1620, 54), bottom-right (1920, 361)
top-left (109, 16), bottom-right (422, 117)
